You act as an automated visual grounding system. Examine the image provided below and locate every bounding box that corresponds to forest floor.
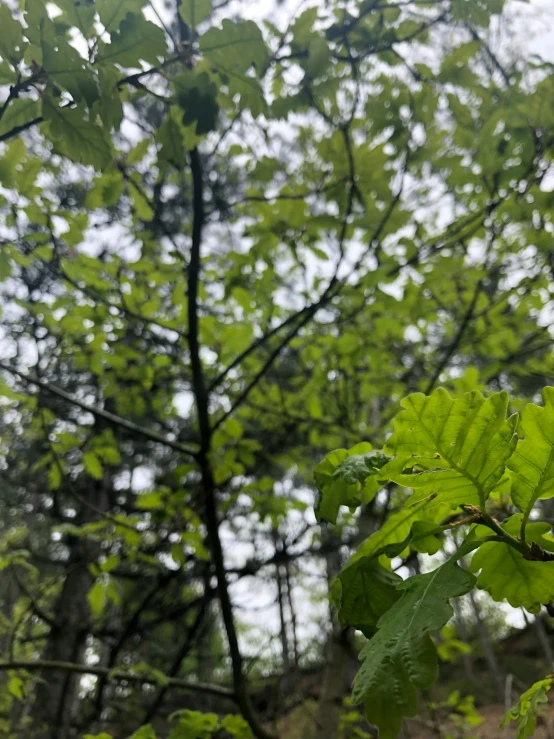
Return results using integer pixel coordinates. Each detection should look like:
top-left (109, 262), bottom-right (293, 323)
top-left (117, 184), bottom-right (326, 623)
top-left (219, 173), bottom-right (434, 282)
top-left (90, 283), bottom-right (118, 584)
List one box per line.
top-left (402, 702), bottom-right (554, 739)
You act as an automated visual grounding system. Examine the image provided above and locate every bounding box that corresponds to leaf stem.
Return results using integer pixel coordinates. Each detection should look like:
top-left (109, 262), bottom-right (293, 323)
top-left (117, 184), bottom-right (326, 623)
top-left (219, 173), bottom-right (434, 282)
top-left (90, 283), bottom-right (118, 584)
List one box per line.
top-left (479, 511), bottom-right (531, 557)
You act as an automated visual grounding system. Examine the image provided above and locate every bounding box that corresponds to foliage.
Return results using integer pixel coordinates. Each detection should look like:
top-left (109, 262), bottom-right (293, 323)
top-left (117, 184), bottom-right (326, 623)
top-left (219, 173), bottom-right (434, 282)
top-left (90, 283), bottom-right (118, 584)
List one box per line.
top-left (318, 387), bottom-right (554, 736)
top-left (502, 678), bottom-right (553, 739)
top-left (1, 0), bottom-right (554, 737)
top-left (428, 691), bottom-right (483, 739)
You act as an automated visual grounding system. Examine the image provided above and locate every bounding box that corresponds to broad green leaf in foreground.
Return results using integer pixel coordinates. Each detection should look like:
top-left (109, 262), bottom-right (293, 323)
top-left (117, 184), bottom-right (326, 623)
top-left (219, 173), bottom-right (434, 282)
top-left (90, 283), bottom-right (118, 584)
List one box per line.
top-left (471, 515), bottom-right (554, 613)
top-left (384, 389), bottom-right (517, 508)
top-left (351, 546), bottom-right (476, 739)
top-left (502, 678), bottom-right (553, 739)
top-left (354, 500), bottom-right (444, 562)
top-left (335, 557), bottom-right (402, 637)
top-left (314, 443), bottom-right (389, 523)
top-left (507, 387), bottom-right (554, 517)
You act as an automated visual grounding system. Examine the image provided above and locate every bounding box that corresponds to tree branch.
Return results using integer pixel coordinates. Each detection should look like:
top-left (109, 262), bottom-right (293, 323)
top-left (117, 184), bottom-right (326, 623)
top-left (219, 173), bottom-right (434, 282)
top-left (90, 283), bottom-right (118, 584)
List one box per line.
top-left (187, 147), bottom-right (274, 739)
top-left (0, 660), bottom-right (235, 700)
top-left (0, 363), bottom-right (197, 458)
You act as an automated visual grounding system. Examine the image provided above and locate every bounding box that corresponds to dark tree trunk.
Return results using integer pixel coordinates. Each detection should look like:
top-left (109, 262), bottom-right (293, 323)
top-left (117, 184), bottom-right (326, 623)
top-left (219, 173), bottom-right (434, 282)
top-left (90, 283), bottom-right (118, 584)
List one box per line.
top-left (314, 542), bottom-right (357, 739)
top-left (28, 473), bottom-right (110, 739)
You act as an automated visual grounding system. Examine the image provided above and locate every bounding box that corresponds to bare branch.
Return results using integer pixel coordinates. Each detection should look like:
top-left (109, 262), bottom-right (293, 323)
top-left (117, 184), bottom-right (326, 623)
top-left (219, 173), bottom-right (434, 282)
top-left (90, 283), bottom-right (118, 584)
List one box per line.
top-left (0, 363), bottom-right (197, 458)
top-left (0, 660), bottom-right (235, 700)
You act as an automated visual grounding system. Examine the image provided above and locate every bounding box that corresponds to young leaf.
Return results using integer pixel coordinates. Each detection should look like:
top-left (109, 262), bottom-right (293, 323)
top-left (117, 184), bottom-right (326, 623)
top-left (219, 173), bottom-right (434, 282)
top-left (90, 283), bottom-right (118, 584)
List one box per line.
top-left (502, 678), bottom-right (553, 739)
top-left (8, 675), bottom-right (25, 700)
top-left (354, 501), bottom-right (432, 561)
top-left (507, 387), bottom-right (554, 517)
top-left (470, 515), bottom-right (554, 613)
top-left (314, 444), bottom-right (389, 524)
top-left (126, 726), bottom-right (157, 739)
top-left (87, 580), bottom-right (107, 615)
top-left (352, 546), bottom-right (476, 739)
top-left (84, 452), bottom-right (104, 480)
top-left (383, 389), bottom-right (517, 508)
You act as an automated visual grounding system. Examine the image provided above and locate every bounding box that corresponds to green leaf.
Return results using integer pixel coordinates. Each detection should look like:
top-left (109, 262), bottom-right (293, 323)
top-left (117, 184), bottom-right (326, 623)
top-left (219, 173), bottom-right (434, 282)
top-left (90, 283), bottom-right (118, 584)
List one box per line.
top-left (169, 710), bottom-right (220, 739)
top-left (0, 6), bottom-right (25, 65)
top-left (83, 452), bottom-right (104, 480)
top-left (126, 725), bottom-right (157, 739)
top-left (224, 418), bottom-right (243, 439)
top-left (129, 177), bottom-right (154, 220)
top-left (87, 580), bottom-right (107, 615)
top-left (383, 389), bottom-right (517, 508)
top-left (136, 492), bottom-right (164, 509)
top-left (99, 13), bottom-right (166, 67)
top-left (92, 65), bottom-right (124, 131)
top-left (0, 98), bottom-right (41, 138)
top-left (42, 40), bottom-right (98, 107)
top-left (336, 557), bottom-right (402, 637)
top-left (314, 444), bottom-right (389, 523)
top-left (53, 0), bottom-right (96, 37)
top-left (352, 546), bottom-right (476, 739)
top-left (220, 714), bottom-right (252, 739)
top-left (174, 72), bottom-right (219, 135)
top-left (157, 108), bottom-right (187, 168)
top-left (8, 676), bottom-right (25, 700)
top-left (96, 0), bottom-right (147, 33)
top-left (0, 60), bottom-right (17, 85)
top-left (48, 462), bottom-right (62, 491)
top-left (354, 501), bottom-right (431, 561)
top-left (201, 20), bottom-right (270, 76)
top-left (502, 679), bottom-right (553, 739)
top-left (302, 34), bottom-right (331, 79)
top-left (42, 96), bottom-right (111, 168)
top-left (179, 0), bottom-right (212, 28)
top-left (508, 387), bottom-right (554, 517)
top-left (470, 515), bottom-right (554, 613)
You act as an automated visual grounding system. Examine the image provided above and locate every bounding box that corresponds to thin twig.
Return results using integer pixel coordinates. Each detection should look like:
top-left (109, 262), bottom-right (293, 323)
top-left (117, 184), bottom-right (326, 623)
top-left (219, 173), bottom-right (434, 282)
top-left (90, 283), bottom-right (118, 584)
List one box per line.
top-left (0, 660), bottom-right (235, 700)
top-left (0, 363), bottom-right (197, 458)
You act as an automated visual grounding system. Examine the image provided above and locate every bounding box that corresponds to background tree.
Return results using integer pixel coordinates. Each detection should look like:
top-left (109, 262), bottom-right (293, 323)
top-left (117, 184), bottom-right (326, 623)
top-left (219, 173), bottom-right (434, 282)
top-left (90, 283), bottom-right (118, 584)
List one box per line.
top-left (1, 0), bottom-right (554, 738)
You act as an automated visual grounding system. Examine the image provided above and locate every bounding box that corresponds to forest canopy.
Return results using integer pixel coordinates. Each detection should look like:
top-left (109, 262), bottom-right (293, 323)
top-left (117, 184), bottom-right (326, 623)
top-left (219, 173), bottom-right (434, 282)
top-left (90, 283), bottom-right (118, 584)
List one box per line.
top-left (2, 0), bottom-right (554, 738)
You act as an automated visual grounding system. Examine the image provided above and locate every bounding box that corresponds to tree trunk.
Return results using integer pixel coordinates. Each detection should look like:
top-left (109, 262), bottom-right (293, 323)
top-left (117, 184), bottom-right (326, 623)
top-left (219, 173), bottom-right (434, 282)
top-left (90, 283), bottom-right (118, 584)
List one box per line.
top-left (314, 541), bottom-right (356, 739)
top-left (452, 597), bottom-right (476, 683)
top-left (468, 591), bottom-right (504, 702)
top-left (534, 612), bottom-right (554, 669)
top-left (276, 563), bottom-right (291, 674)
top-left (284, 560), bottom-right (299, 668)
top-left (28, 472), bottom-right (110, 739)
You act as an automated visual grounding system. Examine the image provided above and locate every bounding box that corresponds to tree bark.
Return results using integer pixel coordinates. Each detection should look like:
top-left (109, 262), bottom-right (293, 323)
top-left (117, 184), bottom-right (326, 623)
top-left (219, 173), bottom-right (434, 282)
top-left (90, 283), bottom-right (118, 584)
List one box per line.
top-left (28, 472), bottom-right (110, 738)
top-left (452, 597), bottom-right (476, 683)
top-left (533, 612), bottom-right (554, 669)
top-left (314, 541), bottom-right (356, 739)
top-left (468, 590), bottom-right (504, 702)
